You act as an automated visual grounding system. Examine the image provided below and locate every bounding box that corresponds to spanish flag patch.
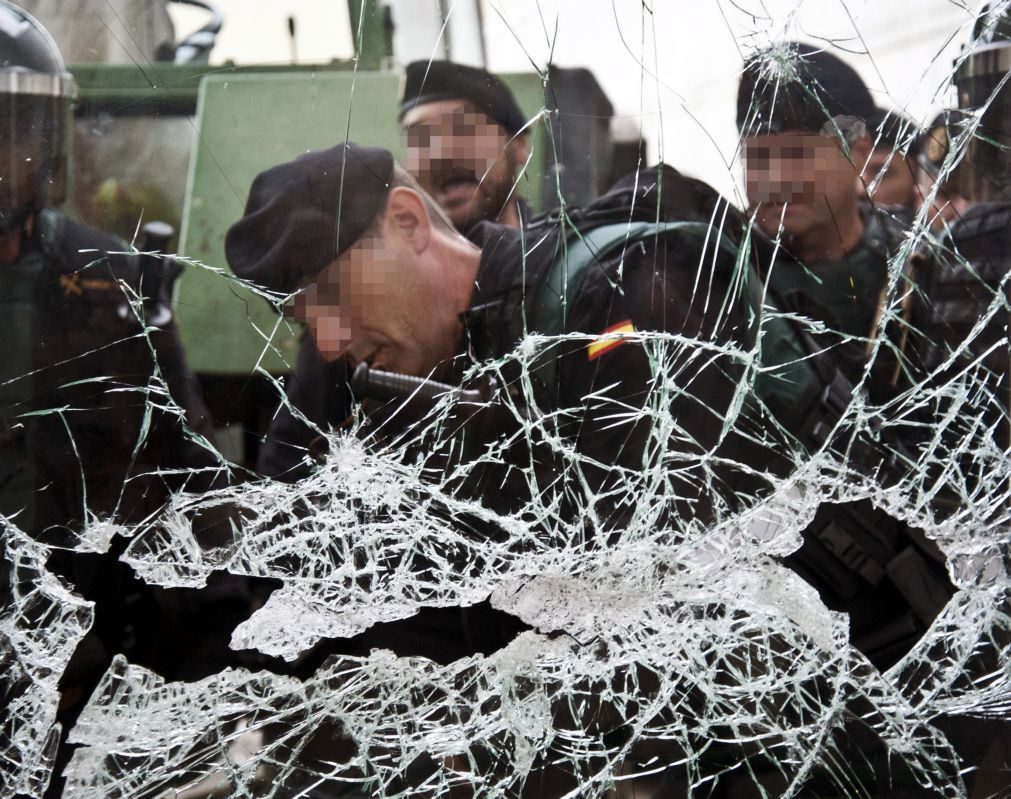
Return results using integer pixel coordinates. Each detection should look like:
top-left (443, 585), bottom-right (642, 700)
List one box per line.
top-left (587, 320), bottom-right (635, 361)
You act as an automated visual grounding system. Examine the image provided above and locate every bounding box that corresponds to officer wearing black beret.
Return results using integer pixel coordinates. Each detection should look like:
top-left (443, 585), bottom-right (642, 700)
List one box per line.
top-left (254, 63), bottom-right (533, 482)
top-left (737, 42), bottom-right (907, 351)
top-left (399, 60), bottom-right (531, 232)
top-left (228, 141), bottom-right (762, 523)
top-left (737, 43), bottom-right (960, 675)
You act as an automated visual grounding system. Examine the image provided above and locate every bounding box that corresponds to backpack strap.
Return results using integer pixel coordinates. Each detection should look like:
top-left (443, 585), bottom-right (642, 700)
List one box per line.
top-left (526, 217), bottom-right (871, 459)
top-left (528, 220), bottom-right (747, 392)
top-left (530, 221), bottom-right (731, 335)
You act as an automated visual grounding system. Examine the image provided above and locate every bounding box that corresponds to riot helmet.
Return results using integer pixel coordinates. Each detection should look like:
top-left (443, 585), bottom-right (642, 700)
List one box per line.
top-left (0, 0), bottom-right (75, 231)
top-left (955, 2), bottom-right (1011, 202)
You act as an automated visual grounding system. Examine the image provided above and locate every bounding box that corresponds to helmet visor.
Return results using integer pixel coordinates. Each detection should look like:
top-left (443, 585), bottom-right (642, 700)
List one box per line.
top-left (0, 90), bottom-right (71, 210)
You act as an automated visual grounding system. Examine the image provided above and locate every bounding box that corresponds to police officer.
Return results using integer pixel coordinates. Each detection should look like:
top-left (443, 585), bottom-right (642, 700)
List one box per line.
top-left (914, 109), bottom-right (971, 230)
top-left (224, 134), bottom-right (980, 796)
top-left (0, 5), bottom-right (226, 793)
top-left (904, 12), bottom-right (1011, 787)
top-left (736, 43), bottom-right (960, 679)
top-left (737, 42), bottom-right (909, 367)
top-left (229, 143), bottom-right (763, 529)
top-left (0, 0), bottom-right (218, 537)
top-left (399, 60), bottom-right (531, 232)
top-left (956, 6), bottom-right (1011, 207)
top-left (737, 36), bottom-right (1009, 798)
top-left (862, 108), bottom-right (921, 210)
top-left (884, 10), bottom-right (1011, 795)
top-left (257, 62), bottom-right (533, 482)
top-left (903, 4), bottom-right (1011, 430)
top-left (224, 140), bottom-right (797, 797)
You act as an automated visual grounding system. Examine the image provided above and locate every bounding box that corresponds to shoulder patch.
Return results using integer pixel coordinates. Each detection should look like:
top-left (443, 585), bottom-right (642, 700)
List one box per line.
top-left (587, 320), bottom-right (636, 361)
top-left (59, 272), bottom-right (122, 297)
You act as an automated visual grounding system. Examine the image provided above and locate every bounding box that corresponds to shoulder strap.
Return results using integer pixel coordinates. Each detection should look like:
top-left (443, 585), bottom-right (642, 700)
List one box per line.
top-left (35, 208), bottom-right (65, 262)
top-left (37, 209), bottom-right (137, 277)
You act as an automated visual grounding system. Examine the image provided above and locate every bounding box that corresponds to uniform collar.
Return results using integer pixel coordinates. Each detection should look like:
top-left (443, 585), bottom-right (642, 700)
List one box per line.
top-left (457, 221), bottom-right (559, 362)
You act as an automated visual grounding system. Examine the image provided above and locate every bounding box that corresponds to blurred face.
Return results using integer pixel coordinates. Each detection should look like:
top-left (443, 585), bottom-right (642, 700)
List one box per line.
top-left (744, 132), bottom-right (860, 243)
top-left (402, 99), bottom-right (522, 231)
top-left (285, 232), bottom-right (458, 377)
top-left (860, 147), bottom-right (917, 208)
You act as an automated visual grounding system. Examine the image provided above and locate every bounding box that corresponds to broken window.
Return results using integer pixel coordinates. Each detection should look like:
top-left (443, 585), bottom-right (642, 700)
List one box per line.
top-left (2, 1), bottom-right (1009, 797)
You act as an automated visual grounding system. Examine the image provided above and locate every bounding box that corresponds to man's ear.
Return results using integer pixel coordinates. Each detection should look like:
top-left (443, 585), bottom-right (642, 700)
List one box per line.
top-left (506, 133), bottom-right (530, 173)
top-left (383, 186), bottom-right (431, 254)
top-left (848, 135), bottom-right (873, 171)
top-left (848, 136), bottom-right (875, 197)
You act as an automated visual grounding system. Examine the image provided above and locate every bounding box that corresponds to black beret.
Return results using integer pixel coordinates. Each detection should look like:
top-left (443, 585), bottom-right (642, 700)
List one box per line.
top-left (399, 60), bottom-right (526, 136)
top-left (736, 42), bottom-right (877, 135)
top-left (225, 143), bottom-right (394, 295)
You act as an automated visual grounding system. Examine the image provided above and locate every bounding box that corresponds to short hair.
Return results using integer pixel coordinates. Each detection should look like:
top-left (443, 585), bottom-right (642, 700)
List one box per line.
top-left (363, 163), bottom-right (460, 240)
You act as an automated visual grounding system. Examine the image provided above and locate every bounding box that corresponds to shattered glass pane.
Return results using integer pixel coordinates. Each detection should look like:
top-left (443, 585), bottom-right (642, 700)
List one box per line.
top-left (2, 1), bottom-right (1010, 798)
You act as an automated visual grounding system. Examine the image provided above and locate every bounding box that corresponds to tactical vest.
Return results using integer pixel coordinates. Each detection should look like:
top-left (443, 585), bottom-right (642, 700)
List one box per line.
top-left (903, 202), bottom-right (1011, 447)
top-left (0, 210), bottom-right (204, 539)
top-left (0, 210), bottom-right (142, 534)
